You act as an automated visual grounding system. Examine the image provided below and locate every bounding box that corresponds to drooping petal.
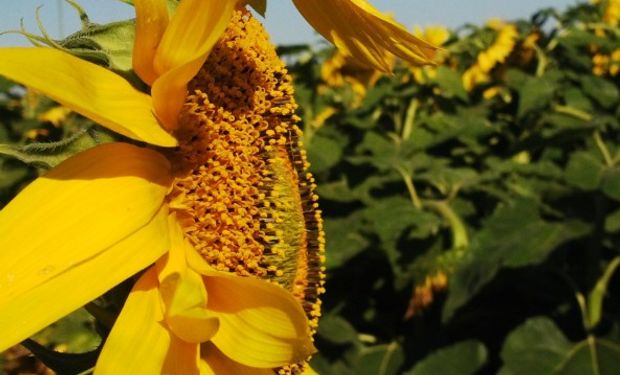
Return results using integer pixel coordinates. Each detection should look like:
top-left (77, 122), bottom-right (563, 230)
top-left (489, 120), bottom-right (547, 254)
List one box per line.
top-left (0, 143), bottom-right (172, 350)
top-left (0, 206), bottom-right (170, 353)
top-left (153, 0), bottom-right (236, 75)
top-left (0, 48), bottom-right (177, 147)
top-left (200, 342), bottom-right (273, 375)
top-left (163, 335), bottom-right (201, 375)
top-left (187, 249), bottom-right (315, 368)
top-left (151, 60), bottom-right (201, 131)
top-left (95, 268), bottom-right (170, 375)
top-left (291, 0), bottom-right (439, 72)
top-left (133, 0), bottom-right (170, 85)
top-left (150, 0), bottom-right (237, 129)
top-left (157, 214), bottom-right (219, 344)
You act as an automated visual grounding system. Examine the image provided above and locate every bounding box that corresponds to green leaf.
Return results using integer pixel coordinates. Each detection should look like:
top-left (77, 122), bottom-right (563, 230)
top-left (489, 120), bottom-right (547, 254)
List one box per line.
top-left (404, 341), bottom-right (487, 375)
top-left (434, 66), bottom-right (468, 101)
top-left (443, 200), bottom-right (590, 320)
top-left (0, 159), bottom-right (28, 190)
top-left (604, 209), bottom-right (620, 233)
top-left (352, 342), bottom-right (404, 375)
top-left (580, 75), bottom-right (620, 109)
top-left (32, 309), bottom-right (100, 352)
top-left (0, 128), bottom-right (110, 169)
top-left (363, 197), bottom-right (441, 270)
top-left (499, 317), bottom-right (620, 375)
top-left (324, 213), bottom-right (370, 269)
top-left (565, 151), bottom-right (606, 190)
top-left (517, 72), bottom-right (559, 117)
top-left (307, 133), bottom-right (344, 173)
top-left (317, 315), bottom-right (358, 345)
top-left (601, 167), bottom-right (620, 201)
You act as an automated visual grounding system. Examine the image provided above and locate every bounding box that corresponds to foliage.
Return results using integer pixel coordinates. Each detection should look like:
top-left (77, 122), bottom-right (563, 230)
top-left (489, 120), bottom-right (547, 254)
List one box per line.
top-left (0, 1), bottom-right (619, 374)
top-left (286, 1), bottom-right (620, 374)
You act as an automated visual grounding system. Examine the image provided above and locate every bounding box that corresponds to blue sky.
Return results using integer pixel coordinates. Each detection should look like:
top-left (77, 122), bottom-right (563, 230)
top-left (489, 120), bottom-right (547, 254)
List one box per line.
top-left (0, 0), bottom-right (578, 47)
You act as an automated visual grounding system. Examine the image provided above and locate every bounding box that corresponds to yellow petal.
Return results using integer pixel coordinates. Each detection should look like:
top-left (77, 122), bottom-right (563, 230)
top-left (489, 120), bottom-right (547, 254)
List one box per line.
top-left (163, 335), bottom-right (201, 375)
top-left (0, 48), bottom-right (177, 147)
top-left (133, 0), bottom-right (170, 85)
top-left (0, 206), bottom-right (170, 352)
top-left (200, 342), bottom-right (273, 375)
top-left (0, 143), bottom-right (172, 349)
top-left (95, 268), bottom-right (170, 375)
top-left (157, 214), bottom-right (219, 343)
top-left (292, 0), bottom-right (438, 71)
top-left (150, 0), bottom-right (237, 129)
top-left (153, 0), bottom-right (236, 75)
top-left (187, 250), bottom-right (315, 368)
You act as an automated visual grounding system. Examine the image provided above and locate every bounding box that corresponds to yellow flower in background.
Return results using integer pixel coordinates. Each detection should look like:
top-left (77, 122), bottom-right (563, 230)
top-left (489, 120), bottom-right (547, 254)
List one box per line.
top-left (593, 0), bottom-right (620, 26)
top-left (320, 50), bottom-right (389, 107)
top-left (411, 25), bottom-right (450, 83)
top-left (0, 1), bottom-right (326, 373)
top-left (592, 49), bottom-right (620, 76)
top-left (477, 20), bottom-right (518, 72)
top-left (37, 106), bottom-right (72, 127)
top-left (462, 65), bottom-right (491, 91)
top-left (611, 49), bottom-right (620, 75)
top-left (462, 20), bottom-right (518, 91)
top-left (249, 0), bottom-right (439, 71)
top-left (403, 272), bottom-right (449, 320)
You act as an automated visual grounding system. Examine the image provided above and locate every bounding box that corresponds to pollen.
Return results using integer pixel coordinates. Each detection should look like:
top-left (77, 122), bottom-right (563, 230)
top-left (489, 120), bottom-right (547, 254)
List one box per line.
top-left (166, 8), bottom-right (325, 358)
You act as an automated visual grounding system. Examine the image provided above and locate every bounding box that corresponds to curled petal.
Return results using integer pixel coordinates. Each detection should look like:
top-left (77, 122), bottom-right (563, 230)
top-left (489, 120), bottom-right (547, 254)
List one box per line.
top-left (154, 0), bottom-right (236, 75)
top-left (292, 0), bottom-right (439, 71)
top-left (157, 215), bottom-right (219, 344)
top-left (133, 0), bottom-right (170, 85)
top-left (150, 0), bottom-right (237, 130)
top-left (187, 249), bottom-right (315, 368)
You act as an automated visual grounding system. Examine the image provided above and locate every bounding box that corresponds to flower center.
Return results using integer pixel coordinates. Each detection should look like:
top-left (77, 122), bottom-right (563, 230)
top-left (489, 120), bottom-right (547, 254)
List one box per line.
top-left (166, 10), bottom-right (325, 334)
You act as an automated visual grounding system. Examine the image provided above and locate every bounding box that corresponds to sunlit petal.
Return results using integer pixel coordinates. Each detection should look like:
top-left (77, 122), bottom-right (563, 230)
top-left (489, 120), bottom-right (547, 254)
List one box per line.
top-left (133, 0), bottom-right (170, 85)
top-left (0, 206), bottom-right (170, 352)
top-left (187, 249), bottom-right (315, 368)
top-left (154, 0), bottom-right (236, 75)
top-left (0, 48), bottom-right (177, 146)
top-left (151, 60), bottom-right (200, 131)
top-left (95, 268), bottom-right (170, 375)
top-left (150, 0), bottom-right (237, 129)
top-left (0, 142), bottom-right (171, 305)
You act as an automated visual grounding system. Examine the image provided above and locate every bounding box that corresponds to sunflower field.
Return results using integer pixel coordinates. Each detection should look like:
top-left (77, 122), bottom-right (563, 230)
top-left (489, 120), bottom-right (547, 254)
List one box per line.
top-left (1, 0), bottom-right (620, 374)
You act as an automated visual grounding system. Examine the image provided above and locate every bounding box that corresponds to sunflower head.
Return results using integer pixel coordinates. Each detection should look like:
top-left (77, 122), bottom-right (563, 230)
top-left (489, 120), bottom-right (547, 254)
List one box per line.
top-left (165, 11), bottom-right (326, 372)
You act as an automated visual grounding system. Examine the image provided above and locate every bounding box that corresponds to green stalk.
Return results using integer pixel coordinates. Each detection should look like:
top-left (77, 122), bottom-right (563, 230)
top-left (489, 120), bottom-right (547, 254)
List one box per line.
top-left (396, 166), bottom-right (422, 210)
top-left (553, 105), bottom-right (593, 122)
top-left (424, 200), bottom-right (469, 249)
top-left (587, 256), bottom-right (620, 329)
top-left (402, 99), bottom-right (419, 141)
top-left (593, 131), bottom-right (614, 167)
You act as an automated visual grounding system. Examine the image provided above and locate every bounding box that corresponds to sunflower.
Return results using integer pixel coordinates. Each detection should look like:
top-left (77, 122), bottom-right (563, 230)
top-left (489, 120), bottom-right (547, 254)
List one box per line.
top-left (0, 0), bottom-right (320, 373)
top-left (462, 20), bottom-right (518, 91)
